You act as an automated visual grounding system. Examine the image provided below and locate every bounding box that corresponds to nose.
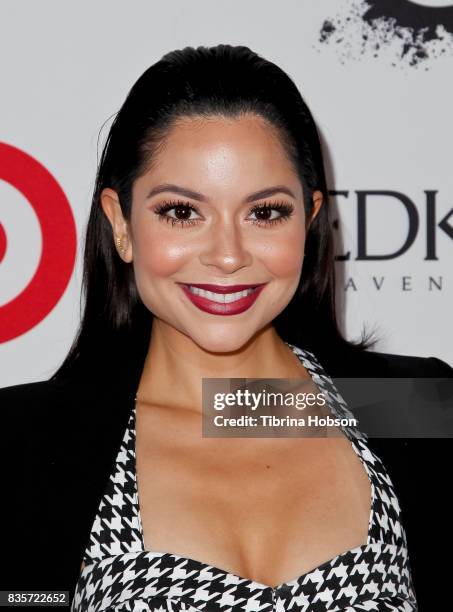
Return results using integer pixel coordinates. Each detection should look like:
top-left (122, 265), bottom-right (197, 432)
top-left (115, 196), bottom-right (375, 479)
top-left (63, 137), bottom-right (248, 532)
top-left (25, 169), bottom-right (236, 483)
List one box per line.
top-left (198, 219), bottom-right (253, 273)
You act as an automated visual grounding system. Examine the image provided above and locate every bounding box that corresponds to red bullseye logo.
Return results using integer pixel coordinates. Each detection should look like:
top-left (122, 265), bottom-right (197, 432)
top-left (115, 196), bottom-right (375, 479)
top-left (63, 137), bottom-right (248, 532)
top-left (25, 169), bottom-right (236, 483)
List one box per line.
top-left (0, 221), bottom-right (6, 263)
top-left (0, 142), bottom-right (77, 342)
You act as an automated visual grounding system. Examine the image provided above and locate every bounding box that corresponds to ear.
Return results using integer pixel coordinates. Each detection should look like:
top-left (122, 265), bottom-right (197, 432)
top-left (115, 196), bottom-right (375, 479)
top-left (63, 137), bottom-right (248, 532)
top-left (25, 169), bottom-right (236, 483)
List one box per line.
top-left (100, 188), bottom-right (133, 263)
top-left (307, 190), bottom-right (323, 228)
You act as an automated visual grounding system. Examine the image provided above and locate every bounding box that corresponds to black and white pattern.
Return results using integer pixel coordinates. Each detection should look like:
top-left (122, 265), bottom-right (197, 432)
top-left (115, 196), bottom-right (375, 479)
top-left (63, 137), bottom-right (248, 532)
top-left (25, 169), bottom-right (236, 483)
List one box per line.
top-left (72, 343), bottom-right (417, 612)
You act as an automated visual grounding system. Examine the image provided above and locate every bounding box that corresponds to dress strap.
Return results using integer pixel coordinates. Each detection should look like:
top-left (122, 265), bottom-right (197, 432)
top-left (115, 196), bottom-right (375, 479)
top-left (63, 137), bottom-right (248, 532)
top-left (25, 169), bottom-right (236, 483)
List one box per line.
top-left (285, 342), bottom-right (369, 443)
top-left (82, 405), bottom-right (143, 564)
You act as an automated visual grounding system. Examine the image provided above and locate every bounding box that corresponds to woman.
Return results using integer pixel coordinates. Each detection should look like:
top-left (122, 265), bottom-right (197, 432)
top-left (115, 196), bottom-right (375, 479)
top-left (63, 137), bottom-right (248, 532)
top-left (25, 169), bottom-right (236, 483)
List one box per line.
top-left (2, 44), bottom-right (452, 611)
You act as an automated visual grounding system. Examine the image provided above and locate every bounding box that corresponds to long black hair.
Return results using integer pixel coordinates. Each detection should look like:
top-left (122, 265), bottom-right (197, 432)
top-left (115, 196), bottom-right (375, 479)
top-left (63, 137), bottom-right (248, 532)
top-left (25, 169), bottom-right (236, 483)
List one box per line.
top-left (51, 44), bottom-right (377, 382)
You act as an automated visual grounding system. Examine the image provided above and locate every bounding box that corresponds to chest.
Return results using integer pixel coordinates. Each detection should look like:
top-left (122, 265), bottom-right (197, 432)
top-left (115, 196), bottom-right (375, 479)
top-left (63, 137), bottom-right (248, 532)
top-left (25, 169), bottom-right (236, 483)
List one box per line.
top-left (135, 404), bottom-right (372, 588)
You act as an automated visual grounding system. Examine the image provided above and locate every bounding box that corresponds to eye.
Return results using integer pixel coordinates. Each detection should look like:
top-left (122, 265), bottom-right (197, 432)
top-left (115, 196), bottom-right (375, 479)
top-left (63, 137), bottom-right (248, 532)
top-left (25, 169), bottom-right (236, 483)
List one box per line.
top-left (153, 200), bottom-right (202, 227)
top-left (247, 202), bottom-right (294, 226)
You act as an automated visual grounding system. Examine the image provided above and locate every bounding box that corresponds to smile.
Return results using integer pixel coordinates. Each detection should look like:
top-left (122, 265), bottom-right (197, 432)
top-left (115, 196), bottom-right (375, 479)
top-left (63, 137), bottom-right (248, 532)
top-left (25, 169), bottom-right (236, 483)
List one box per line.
top-left (187, 286), bottom-right (255, 303)
top-left (177, 282), bottom-right (267, 316)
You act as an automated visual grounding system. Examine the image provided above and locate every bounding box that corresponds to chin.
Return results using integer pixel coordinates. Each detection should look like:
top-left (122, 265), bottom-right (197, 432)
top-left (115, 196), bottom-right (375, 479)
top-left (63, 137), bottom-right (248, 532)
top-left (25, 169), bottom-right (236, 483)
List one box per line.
top-left (186, 325), bottom-right (261, 355)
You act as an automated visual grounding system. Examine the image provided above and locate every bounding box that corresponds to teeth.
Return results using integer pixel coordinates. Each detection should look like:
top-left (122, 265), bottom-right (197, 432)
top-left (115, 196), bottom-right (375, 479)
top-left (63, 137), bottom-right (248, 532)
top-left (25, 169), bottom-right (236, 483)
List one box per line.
top-left (187, 286), bottom-right (255, 303)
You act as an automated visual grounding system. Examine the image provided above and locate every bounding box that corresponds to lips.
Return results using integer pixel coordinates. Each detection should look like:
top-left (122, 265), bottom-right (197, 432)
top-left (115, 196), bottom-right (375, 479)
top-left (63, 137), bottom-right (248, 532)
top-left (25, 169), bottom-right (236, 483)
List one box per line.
top-left (177, 282), bottom-right (267, 316)
top-left (180, 283), bottom-right (264, 294)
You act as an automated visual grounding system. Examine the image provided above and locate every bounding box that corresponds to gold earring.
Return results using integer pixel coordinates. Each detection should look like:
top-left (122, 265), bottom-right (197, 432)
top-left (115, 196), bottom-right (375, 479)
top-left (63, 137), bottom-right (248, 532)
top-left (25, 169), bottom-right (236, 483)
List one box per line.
top-left (116, 236), bottom-right (126, 257)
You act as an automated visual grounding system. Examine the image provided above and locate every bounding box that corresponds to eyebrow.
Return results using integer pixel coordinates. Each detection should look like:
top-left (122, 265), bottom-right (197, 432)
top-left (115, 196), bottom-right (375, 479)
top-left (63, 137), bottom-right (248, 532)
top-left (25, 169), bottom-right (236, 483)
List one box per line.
top-left (146, 183), bottom-right (296, 203)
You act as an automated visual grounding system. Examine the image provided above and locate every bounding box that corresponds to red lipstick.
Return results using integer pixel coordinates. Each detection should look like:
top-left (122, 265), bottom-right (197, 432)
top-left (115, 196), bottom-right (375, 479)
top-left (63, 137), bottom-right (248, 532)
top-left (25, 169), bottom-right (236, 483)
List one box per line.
top-left (177, 282), bottom-right (267, 316)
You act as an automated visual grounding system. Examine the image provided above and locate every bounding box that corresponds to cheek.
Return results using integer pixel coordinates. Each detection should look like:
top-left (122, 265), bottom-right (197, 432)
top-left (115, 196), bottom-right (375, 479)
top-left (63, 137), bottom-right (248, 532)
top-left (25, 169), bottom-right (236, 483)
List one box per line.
top-left (257, 227), bottom-right (306, 279)
top-left (131, 222), bottom-right (194, 278)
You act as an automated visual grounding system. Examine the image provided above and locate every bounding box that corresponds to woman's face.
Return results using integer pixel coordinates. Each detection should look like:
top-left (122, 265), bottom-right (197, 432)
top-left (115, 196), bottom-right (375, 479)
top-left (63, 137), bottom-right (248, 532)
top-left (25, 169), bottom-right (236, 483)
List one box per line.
top-left (102, 114), bottom-right (323, 352)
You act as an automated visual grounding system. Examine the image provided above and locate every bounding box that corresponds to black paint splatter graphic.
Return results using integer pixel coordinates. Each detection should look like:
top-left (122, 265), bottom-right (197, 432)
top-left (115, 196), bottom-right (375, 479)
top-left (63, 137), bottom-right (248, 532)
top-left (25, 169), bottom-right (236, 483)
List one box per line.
top-left (318, 0), bottom-right (453, 68)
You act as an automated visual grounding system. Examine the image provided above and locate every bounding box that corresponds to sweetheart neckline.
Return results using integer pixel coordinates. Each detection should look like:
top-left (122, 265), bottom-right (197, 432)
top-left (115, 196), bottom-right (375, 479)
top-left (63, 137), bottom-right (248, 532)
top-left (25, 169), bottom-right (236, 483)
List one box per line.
top-left (80, 540), bottom-right (401, 594)
top-left (132, 342), bottom-right (377, 592)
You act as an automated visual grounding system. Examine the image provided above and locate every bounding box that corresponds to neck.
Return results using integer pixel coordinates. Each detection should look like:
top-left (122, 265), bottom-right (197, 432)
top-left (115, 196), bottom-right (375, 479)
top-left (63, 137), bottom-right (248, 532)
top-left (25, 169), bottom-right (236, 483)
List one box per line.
top-left (135, 319), bottom-right (309, 413)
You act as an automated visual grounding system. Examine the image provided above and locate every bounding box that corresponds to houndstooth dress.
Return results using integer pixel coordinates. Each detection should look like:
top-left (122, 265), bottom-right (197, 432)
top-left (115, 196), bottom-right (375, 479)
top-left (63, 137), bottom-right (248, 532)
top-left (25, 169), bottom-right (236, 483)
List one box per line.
top-left (71, 343), bottom-right (418, 612)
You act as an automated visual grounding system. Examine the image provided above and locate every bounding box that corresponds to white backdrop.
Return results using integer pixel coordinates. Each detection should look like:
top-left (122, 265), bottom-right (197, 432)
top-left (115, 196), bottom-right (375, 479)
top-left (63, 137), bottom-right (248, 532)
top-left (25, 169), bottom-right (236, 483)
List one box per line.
top-left (1, 0), bottom-right (452, 387)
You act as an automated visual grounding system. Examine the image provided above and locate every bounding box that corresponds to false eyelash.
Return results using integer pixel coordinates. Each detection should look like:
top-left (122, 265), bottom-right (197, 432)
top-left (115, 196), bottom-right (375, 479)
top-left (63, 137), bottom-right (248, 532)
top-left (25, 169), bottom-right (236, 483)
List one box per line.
top-left (153, 200), bottom-right (200, 227)
top-left (153, 199), bottom-right (295, 228)
top-left (248, 201), bottom-right (294, 226)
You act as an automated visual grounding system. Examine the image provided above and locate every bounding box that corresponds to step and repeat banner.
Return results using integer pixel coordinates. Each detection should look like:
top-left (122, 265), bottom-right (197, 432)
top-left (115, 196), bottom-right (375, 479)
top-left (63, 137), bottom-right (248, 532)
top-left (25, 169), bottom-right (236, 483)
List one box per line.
top-left (0, 0), bottom-right (452, 386)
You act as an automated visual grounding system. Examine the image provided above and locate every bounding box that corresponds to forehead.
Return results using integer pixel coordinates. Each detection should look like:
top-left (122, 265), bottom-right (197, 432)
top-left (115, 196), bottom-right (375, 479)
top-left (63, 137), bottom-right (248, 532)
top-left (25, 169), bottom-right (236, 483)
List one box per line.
top-left (147, 113), bottom-right (299, 183)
